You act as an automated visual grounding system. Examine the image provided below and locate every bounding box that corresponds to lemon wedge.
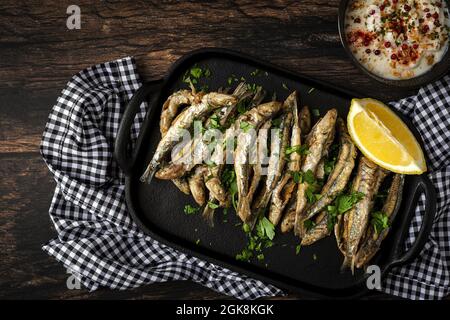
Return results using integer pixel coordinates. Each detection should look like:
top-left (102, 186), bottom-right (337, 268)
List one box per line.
top-left (347, 98), bottom-right (426, 174)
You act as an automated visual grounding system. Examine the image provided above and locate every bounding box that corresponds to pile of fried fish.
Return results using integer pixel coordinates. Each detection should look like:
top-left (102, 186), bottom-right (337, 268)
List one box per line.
top-left (141, 83), bottom-right (404, 272)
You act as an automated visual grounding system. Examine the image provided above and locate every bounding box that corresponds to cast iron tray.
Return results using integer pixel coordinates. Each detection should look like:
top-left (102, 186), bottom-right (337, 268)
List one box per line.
top-left (114, 48), bottom-right (436, 298)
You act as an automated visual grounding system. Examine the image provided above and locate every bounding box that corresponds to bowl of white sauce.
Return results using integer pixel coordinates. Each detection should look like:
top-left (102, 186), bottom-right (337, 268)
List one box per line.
top-left (339, 0), bottom-right (450, 87)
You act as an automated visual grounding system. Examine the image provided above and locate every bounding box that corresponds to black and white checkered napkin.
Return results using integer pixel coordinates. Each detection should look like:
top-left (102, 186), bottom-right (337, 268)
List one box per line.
top-left (40, 57), bottom-right (450, 300)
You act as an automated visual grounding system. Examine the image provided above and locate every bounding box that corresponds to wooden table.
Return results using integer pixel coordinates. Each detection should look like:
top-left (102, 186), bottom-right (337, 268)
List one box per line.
top-left (0, 0), bottom-right (426, 299)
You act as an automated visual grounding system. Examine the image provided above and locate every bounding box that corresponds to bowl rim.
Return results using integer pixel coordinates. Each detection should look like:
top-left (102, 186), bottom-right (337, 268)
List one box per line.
top-left (338, 0), bottom-right (450, 89)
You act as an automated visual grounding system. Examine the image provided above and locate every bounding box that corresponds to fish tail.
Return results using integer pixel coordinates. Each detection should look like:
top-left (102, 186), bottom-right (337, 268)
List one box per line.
top-left (237, 197), bottom-right (251, 224)
top-left (340, 257), bottom-right (350, 273)
top-left (202, 205), bottom-right (215, 227)
top-left (351, 256), bottom-right (356, 275)
top-left (140, 164), bottom-right (157, 184)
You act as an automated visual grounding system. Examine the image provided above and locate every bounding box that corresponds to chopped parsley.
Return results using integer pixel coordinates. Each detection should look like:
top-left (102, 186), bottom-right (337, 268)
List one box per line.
top-left (295, 244), bottom-right (301, 255)
top-left (371, 211), bottom-right (390, 234)
top-left (247, 83), bottom-right (262, 93)
top-left (324, 158), bottom-right (336, 176)
top-left (183, 64), bottom-right (211, 88)
top-left (236, 217), bottom-right (275, 263)
top-left (304, 219), bottom-right (316, 231)
top-left (312, 108), bottom-right (320, 117)
top-left (285, 144), bottom-right (309, 156)
top-left (271, 117), bottom-right (282, 128)
top-left (256, 217), bottom-right (275, 241)
top-left (236, 100), bottom-right (249, 114)
top-left (240, 121), bottom-right (254, 133)
top-left (209, 114), bottom-right (223, 131)
top-left (290, 169), bottom-right (315, 185)
top-left (207, 201), bottom-right (219, 209)
top-left (326, 191), bottom-right (366, 231)
top-left (184, 205), bottom-right (199, 215)
top-left (221, 165), bottom-right (238, 210)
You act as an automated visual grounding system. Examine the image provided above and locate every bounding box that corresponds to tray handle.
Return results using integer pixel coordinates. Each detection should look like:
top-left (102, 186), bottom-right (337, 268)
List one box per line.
top-left (387, 174), bottom-right (436, 268)
top-left (114, 80), bottom-right (163, 175)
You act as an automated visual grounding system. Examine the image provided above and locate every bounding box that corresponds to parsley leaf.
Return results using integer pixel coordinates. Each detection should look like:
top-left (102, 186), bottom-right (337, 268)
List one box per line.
top-left (291, 171), bottom-right (302, 183)
top-left (207, 201), bottom-right (219, 209)
top-left (256, 217), bottom-right (275, 241)
top-left (336, 192), bottom-right (365, 214)
top-left (304, 219), bottom-right (316, 231)
top-left (240, 121), bottom-right (254, 133)
top-left (184, 205), bottom-right (199, 215)
top-left (236, 217), bottom-right (275, 263)
top-left (271, 117), bottom-right (282, 127)
top-left (285, 145), bottom-right (309, 156)
top-left (302, 169), bottom-right (316, 184)
top-left (312, 108), bottom-right (320, 116)
top-left (371, 211), bottom-right (390, 234)
top-left (209, 114), bottom-right (222, 130)
top-left (221, 165), bottom-right (238, 211)
top-left (326, 191), bottom-right (366, 231)
top-left (190, 66), bottom-right (202, 78)
top-left (236, 100), bottom-right (248, 114)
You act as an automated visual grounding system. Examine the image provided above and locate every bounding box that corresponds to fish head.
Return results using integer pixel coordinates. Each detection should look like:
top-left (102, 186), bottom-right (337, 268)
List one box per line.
top-left (206, 93), bottom-right (237, 109)
top-left (258, 101), bottom-right (283, 117)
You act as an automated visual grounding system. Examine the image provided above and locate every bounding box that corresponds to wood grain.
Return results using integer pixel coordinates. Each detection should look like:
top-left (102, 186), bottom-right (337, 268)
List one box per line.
top-left (0, 0), bottom-right (436, 299)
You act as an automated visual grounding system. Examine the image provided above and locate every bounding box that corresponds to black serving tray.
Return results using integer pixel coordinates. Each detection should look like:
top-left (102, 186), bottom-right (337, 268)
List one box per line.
top-left (114, 48), bottom-right (436, 298)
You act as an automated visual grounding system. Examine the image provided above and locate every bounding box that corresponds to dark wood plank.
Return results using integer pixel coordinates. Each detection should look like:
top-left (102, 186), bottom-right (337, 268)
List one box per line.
top-left (0, 0), bottom-right (415, 101)
top-left (0, 0), bottom-right (442, 300)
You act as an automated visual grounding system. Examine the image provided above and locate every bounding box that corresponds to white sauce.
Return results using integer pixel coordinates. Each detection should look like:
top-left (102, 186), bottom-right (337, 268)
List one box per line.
top-left (345, 0), bottom-right (450, 80)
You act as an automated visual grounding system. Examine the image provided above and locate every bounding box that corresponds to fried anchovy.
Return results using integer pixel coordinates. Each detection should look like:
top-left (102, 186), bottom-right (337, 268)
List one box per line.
top-left (157, 105), bottom-right (193, 195)
top-left (299, 105), bottom-right (312, 136)
top-left (249, 120), bottom-right (272, 201)
top-left (252, 106), bottom-right (293, 226)
top-left (342, 157), bottom-right (388, 273)
top-left (202, 86), bottom-right (266, 225)
top-left (188, 165), bottom-right (208, 206)
top-left (355, 174), bottom-right (404, 268)
top-left (300, 118), bottom-right (357, 245)
top-left (156, 84), bottom-right (250, 181)
top-left (160, 90), bottom-right (195, 137)
top-left (235, 101), bottom-right (283, 224)
top-left (141, 92), bottom-right (238, 183)
top-left (303, 118), bottom-right (357, 221)
top-left (269, 92), bottom-right (301, 226)
top-left (171, 177), bottom-right (191, 195)
top-left (300, 211), bottom-right (329, 246)
top-left (293, 109), bottom-right (337, 237)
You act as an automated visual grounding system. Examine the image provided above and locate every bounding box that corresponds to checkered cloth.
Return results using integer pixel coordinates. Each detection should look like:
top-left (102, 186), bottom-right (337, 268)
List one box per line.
top-left (40, 57), bottom-right (449, 300)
